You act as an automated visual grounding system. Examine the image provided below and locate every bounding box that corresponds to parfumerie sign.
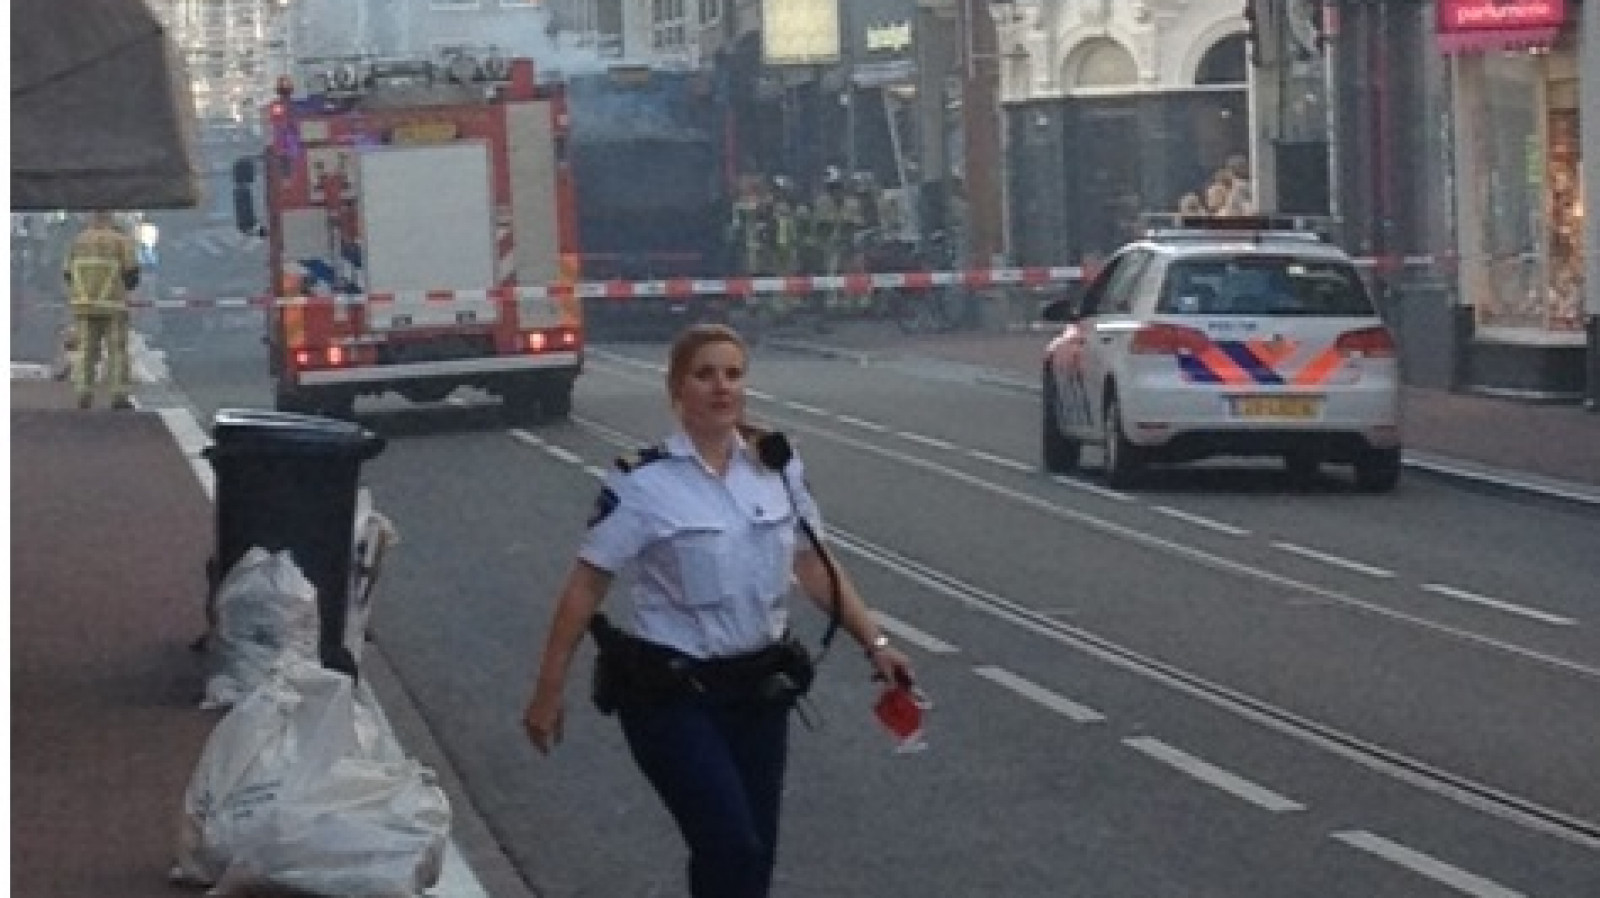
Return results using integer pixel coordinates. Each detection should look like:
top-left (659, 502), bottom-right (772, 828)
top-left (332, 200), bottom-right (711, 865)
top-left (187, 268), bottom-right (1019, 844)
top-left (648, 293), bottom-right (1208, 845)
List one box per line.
top-left (1437, 0), bottom-right (1567, 31)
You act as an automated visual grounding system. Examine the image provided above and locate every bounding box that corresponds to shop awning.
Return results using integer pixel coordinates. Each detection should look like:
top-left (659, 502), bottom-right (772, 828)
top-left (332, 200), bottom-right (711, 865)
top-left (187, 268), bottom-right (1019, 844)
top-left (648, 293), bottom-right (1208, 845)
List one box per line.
top-left (11, 0), bottom-right (203, 209)
top-left (1437, 27), bottom-right (1563, 54)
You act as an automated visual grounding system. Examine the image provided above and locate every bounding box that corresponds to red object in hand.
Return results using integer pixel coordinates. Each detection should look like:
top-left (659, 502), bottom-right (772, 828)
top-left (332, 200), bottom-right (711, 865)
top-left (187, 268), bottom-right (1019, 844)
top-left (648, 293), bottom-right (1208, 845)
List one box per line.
top-left (874, 686), bottom-right (926, 752)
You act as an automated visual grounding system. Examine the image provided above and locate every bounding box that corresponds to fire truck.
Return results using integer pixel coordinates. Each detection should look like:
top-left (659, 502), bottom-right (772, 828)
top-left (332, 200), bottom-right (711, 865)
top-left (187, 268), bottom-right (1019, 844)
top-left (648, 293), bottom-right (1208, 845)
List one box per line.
top-left (237, 54), bottom-right (582, 420)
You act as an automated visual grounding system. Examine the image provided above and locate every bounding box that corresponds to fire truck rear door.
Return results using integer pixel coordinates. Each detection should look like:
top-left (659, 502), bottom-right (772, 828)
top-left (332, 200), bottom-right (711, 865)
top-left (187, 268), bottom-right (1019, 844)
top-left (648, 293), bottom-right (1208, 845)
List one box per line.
top-left (357, 141), bottom-right (496, 294)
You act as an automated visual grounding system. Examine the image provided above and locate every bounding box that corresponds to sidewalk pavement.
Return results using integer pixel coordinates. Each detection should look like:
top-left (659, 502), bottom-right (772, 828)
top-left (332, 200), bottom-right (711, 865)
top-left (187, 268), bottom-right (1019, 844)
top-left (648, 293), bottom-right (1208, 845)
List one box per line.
top-left (765, 318), bottom-right (1600, 499)
top-left (10, 380), bottom-right (218, 897)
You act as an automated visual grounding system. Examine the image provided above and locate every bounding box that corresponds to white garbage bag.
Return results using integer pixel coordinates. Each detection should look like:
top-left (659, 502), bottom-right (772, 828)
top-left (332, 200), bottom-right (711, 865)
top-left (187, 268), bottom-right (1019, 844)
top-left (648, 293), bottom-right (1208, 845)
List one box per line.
top-left (202, 548), bottom-right (320, 710)
top-left (346, 488), bottom-right (399, 668)
top-left (174, 657), bottom-right (451, 897)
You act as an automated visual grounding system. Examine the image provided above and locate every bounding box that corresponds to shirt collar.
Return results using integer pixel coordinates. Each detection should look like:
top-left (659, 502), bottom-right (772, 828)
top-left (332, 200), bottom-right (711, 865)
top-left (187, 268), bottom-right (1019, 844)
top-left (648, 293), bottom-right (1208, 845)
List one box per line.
top-left (665, 429), bottom-right (759, 474)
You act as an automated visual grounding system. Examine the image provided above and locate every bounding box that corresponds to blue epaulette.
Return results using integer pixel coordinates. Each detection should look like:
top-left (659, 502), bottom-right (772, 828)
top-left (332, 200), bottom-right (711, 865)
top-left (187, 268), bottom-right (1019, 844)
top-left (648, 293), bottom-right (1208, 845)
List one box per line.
top-left (613, 443), bottom-right (668, 474)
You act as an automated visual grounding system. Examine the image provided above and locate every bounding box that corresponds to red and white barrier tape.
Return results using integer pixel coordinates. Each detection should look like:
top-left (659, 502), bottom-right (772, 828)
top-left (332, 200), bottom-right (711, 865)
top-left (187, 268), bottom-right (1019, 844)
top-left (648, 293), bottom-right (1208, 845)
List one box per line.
top-left (128, 256), bottom-right (1446, 310)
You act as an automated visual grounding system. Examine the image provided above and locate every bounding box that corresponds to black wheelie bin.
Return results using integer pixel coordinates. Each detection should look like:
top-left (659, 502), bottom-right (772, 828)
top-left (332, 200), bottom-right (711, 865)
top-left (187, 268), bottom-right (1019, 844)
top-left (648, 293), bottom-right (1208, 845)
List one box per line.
top-left (204, 409), bottom-right (386, 677)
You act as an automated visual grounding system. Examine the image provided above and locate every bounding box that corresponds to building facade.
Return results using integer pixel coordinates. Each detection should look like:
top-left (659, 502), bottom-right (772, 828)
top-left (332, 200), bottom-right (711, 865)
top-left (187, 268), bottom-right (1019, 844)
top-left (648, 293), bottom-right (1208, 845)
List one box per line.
top-left (995, 1), bottom-right (1253, 267)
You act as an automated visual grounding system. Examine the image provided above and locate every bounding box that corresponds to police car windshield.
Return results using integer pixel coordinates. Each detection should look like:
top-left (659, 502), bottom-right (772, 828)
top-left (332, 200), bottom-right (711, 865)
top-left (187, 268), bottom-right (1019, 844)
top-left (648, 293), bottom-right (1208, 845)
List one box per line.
top-left (1158, 257), bottom-right (1375, 317)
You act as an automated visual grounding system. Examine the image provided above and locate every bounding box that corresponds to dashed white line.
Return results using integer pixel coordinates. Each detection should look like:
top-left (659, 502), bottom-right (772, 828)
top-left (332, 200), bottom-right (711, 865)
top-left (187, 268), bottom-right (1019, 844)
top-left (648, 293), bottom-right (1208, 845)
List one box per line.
top-left (543, 444), bottom-right (584, 466)
top-left (973, 666), bottom-right (1106, 723)
top-left (897, 431), bottom-right (955, 451)
top-left (1124, 736), bottom-right (1306, 813)
top-left (834, 414), bottom-right (887, 432)
top-left (1331, 830), bottom-right (1525, 897)
top-left (1421, 583), bottom-right (1577, 627)
top-left (1153, 505), bottom-right (1251, 537)
top-left (584, 465), bottom-right (608, 480)
top-left (1272, 542), bottom-right (1395, 578)
top-left (966, 448), bottom-right (1034, 472)
top-left (783, 400), bottom-right (828, 416)
top-left (875, 613), bottom-right (960, 655)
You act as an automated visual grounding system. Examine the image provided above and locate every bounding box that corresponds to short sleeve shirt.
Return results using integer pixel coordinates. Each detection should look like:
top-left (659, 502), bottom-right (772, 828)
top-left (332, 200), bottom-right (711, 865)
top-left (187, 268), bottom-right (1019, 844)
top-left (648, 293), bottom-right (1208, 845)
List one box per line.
top-left (580, 430), bottom-right (823, 659)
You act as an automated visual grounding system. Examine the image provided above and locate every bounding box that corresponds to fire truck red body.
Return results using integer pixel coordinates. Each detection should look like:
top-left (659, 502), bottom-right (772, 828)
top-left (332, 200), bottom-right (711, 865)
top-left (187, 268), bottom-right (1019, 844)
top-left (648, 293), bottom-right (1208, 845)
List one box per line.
top-left (257, 57), bottom-right (582, 420)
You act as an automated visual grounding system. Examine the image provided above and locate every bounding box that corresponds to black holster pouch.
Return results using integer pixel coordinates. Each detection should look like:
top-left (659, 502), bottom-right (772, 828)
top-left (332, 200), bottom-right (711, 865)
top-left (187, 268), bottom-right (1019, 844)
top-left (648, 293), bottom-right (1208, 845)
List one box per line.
top-left (588, 614), bottom-right (815, 714)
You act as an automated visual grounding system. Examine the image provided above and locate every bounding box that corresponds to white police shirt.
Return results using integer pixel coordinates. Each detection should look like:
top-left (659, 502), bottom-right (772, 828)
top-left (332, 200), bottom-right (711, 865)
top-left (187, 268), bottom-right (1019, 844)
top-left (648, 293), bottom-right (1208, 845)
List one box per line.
top-left (580, 430), bottom-right (823, 659)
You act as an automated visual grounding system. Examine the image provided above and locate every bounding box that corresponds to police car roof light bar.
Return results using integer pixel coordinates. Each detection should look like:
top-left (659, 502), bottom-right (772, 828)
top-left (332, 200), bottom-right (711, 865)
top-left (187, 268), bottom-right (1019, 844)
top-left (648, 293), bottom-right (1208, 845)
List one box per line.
top-left (1141, 213), bottom-right (1336, 244)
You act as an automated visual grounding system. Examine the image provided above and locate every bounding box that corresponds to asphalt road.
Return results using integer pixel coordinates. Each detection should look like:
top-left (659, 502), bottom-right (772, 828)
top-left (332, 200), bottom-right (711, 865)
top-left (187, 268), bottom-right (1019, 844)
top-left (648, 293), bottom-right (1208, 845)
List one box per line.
top-left (154, 321), bottom-right (1600, 897)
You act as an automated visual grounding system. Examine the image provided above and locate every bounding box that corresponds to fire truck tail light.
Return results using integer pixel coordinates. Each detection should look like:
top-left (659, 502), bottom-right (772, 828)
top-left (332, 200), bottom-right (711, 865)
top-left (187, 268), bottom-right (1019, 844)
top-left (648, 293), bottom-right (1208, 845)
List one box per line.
top-left (293, 349), bottom-right (314, 368)
top-left (327, 346), bottom-right (346, 366)
top-left (523, 328), bottom-right (581, 353)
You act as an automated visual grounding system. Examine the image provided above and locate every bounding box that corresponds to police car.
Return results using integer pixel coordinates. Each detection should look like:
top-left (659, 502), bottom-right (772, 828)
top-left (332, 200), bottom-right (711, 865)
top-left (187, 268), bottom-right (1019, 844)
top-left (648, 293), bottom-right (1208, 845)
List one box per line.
top-left (1040, 216), bottom-right (1401, 491)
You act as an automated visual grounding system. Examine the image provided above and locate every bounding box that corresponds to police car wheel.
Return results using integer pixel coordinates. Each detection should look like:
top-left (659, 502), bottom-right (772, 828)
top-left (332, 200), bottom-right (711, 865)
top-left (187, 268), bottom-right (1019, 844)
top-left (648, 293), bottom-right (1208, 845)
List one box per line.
top-left (1284, 450), bottom-right (1321, 483)
top-left (1352, 447), bottom-right (1401, 493)
top-left (1041, 373), bottom-right (1081, 473)
top-left (1102, 391), bottom-right (1144, 488)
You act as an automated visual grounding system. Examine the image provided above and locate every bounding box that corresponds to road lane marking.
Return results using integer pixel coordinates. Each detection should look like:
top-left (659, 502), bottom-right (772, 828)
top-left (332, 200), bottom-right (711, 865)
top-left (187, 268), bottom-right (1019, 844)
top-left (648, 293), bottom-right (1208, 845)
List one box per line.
top-left (834, 413), bottom-right (887, 432)
top-left (1271, 542), bottom-right (1395, 578)
top-left (783, 400), bottom-right (828, 416)
top-left (966, 448), bottom-right (1034, 472)
top-left (897, 431), bottom-right (955, 451)
top-left (1124, 737), bottom-right (1305, 813)
top-left (1421, 584), bottom-right (1577, 627)
top-left (543, 444), bottom-right (583, 466)
top-left (1330, 831), bottom-right (1525, 897)
top-left (1154, 506), bottom-right (1251, 537)
top-left (876, 613), bottom-right (960, 655)
top-left (1049, 474), bottom-right (1134, 502)
top-left (974, 666), bottom-right (1106, 723)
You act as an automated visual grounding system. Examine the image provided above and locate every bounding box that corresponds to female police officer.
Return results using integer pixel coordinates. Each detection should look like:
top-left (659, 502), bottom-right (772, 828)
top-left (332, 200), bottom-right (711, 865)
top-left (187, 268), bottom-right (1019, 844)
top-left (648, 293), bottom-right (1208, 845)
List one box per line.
top-left (523, 322), bottom-right (915, 897)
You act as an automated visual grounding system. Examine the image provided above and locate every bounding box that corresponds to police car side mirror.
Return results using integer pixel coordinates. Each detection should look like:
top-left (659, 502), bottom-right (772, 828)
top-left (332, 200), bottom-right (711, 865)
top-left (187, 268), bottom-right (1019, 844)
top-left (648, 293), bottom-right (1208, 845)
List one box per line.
top-left (1041, 297), bottom-right (1080, 324)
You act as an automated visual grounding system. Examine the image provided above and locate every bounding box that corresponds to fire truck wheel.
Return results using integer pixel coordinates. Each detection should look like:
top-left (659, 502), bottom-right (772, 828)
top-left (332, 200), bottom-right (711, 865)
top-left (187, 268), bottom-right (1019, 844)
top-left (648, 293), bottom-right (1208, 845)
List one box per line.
top-left (540, 383), bottom-right (573, 420)
top-left (500, 388), bottom-right (544, 425)
top-left (275, 385), bottom-right (354, 420)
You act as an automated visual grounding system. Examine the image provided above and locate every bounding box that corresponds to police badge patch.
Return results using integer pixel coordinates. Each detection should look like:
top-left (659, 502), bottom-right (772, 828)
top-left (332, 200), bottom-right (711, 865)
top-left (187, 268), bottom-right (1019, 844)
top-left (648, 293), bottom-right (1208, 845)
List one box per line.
top-left (587, 486), bottom-right (619, 527)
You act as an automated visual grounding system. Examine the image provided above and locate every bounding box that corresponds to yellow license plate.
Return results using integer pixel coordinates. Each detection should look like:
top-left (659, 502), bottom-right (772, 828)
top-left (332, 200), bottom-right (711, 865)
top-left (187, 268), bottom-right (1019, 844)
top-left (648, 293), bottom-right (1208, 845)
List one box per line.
top-left (1232, 396), bottom-right (1320, 418)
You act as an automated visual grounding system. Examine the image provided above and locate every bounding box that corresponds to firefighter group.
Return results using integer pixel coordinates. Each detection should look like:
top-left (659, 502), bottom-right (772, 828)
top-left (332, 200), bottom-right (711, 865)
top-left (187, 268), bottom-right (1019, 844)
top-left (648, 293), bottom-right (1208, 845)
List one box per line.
top-left (728, 168), bottom-right (913, 278)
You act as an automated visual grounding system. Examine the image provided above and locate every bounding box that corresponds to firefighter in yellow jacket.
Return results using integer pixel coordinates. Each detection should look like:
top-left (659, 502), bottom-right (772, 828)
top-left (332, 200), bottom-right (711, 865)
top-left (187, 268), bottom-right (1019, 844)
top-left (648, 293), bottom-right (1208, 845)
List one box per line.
top-left (63, 211), bottom-right (141, 409)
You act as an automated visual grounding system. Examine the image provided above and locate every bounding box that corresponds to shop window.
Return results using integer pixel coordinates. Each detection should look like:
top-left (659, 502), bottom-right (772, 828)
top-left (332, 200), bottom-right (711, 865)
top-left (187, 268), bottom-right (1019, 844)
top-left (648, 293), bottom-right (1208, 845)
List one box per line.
top-left (1458, 48), bottom-right (1584, 334)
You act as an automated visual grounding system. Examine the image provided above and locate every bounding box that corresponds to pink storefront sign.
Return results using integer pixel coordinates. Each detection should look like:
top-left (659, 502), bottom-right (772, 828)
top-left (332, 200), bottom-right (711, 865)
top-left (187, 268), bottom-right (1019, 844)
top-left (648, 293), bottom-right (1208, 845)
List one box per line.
top-left (1436, 0), bottom-right (1568, 53)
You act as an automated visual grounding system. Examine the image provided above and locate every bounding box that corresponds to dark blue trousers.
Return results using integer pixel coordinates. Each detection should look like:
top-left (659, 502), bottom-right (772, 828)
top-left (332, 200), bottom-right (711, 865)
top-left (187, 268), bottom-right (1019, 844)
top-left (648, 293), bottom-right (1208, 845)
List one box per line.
top-left (620, 698), bottom-right (791, 898)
